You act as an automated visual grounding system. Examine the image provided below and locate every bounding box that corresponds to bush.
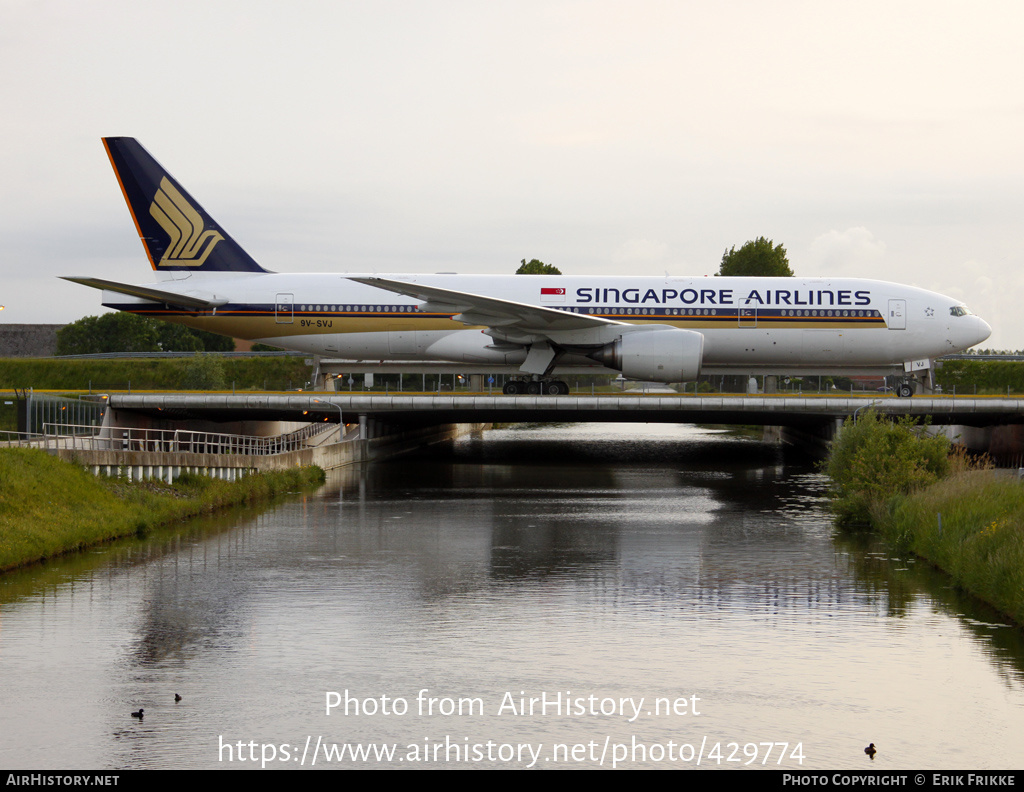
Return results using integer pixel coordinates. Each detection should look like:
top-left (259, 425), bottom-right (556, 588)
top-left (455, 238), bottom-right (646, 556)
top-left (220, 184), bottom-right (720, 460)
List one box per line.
top-left (181, 354), bottom-right (227, 390)
top-left (0, 356), bottom-right (311, 392)
top-left (824, 411), bottom-right (951, 524)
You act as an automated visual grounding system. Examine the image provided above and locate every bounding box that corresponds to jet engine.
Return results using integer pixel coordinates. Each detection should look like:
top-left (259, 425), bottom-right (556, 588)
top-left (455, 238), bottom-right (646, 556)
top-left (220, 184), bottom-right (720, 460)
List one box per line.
top-left (586, 327), bottom-right (704, 382)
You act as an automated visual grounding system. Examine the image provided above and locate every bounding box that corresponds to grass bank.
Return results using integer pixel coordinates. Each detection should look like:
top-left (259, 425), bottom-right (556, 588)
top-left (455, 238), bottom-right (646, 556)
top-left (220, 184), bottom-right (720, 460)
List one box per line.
top-left (876, 471), bottom-right (1024, 623)
top-left (0, 449), bottom-right (325, 572)
top-left (825, 412), bottom-right (1024, 624)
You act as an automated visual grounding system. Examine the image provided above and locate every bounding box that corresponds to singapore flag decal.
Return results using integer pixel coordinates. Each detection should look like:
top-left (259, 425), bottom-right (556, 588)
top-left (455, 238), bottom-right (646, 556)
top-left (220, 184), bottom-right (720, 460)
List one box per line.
top-left (540, 287), bottom-right (566, 303)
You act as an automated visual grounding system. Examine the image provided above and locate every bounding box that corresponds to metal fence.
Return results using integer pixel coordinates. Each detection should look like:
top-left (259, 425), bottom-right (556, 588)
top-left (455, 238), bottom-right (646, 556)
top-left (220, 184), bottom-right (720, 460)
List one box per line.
top-left (22, 392), bottom-right (106, 435)
top-left (0, 421), bottom-right (339, 456)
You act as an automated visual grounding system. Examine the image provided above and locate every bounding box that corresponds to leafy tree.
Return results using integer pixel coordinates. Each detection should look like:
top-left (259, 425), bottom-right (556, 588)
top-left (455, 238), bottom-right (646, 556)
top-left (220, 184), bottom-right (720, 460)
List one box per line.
top-left (516, 258), bottom-right (562, 275)
top-left (153, 322), bottom-right (204, 353)
top-left (57, 314), bottom-right (235, 355)
top-left (185, 327), bottom-right (235, 352)
top-left (717, 237), bottom-right (793, 277)
top-left (56, 313), bottom-right (159, 355)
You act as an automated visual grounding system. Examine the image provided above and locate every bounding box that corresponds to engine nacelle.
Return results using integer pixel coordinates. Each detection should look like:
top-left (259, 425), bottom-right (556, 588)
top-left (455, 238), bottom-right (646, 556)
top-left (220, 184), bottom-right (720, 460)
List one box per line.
top-left (587, 327), bottom-right (704, 382)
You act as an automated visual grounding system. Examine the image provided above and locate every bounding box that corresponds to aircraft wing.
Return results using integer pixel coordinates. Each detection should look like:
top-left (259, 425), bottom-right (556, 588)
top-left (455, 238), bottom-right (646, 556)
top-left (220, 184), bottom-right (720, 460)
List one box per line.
top-left (349, 276), bottom-right (624, 335)
top-left (60, 277), bottom-right (227, 310)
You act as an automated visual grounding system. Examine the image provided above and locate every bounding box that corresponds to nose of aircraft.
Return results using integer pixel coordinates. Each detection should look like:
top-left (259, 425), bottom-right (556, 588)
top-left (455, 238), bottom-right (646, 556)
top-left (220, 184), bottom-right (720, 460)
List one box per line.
top-left (959, 314), bottom-right (992, 349)
top-left (946, 313), bottom-right (991, 353)
top-left (973, 315), bottom-right (993, 346)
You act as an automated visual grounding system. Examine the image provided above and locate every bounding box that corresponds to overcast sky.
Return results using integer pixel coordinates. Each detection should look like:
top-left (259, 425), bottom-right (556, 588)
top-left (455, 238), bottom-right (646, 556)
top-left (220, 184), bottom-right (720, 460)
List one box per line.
top-left (3, 0), bottom-right (1022, 347)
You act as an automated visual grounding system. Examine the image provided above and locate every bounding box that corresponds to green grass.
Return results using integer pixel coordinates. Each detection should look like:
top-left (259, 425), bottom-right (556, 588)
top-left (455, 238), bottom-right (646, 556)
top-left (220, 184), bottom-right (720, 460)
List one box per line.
top-left (824, 413), bottom-right (1024, 624)
top-left (0, 449), bottom-right (324, 572)
top-left (877, 470), bottom-right (1024, 623)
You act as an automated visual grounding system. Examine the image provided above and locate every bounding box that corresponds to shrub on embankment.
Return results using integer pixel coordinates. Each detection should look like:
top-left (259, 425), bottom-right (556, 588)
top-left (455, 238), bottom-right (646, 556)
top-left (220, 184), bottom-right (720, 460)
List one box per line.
top-left (0, 356), bottom-right (312, 392)
top-left (825, 411), bottom-right (1024, 623)
top-left (824, 412), bottom-right (951, 525)
top-left (0, 448), bottom-right (325, 572)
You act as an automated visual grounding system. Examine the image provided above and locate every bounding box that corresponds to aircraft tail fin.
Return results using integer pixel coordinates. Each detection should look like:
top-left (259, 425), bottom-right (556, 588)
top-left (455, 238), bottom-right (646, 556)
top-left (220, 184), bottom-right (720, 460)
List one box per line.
top-left (102, 137), bottom-right (270, 273)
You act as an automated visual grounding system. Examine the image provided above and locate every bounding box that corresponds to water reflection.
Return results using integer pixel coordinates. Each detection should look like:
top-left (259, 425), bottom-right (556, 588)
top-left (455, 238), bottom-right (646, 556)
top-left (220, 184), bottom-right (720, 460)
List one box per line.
top-left (1, 423), bottom-right (1023, 769)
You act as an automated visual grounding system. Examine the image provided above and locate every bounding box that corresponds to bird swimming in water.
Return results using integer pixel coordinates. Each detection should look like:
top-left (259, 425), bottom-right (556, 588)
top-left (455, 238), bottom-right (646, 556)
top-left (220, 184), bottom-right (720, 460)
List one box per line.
top-left (864, 743), bottom-right (876, 759)
top-left (131, 709), bottom-right (144, 719)
top-left (175, 694), bottom-right (182, 702)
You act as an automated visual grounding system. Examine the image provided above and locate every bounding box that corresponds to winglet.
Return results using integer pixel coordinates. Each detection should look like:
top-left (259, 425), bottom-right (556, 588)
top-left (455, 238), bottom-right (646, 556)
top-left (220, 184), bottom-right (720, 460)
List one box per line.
top-left (102, 137), bottom-right (270, 273)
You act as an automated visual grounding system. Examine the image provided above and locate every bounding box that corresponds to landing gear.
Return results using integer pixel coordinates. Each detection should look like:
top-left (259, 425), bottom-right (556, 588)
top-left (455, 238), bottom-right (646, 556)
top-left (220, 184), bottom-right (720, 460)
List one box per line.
top-left (502, 379), bottom-right (569, 396)
top-left (895, 362), bottom-right (933, 397)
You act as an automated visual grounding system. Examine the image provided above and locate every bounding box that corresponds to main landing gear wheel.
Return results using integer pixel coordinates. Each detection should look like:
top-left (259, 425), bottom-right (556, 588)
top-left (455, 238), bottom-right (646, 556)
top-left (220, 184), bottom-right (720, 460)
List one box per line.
top-left (897, 382), bottom-right (915, 398)
top-left (503, 381), bottom-right (524, 395)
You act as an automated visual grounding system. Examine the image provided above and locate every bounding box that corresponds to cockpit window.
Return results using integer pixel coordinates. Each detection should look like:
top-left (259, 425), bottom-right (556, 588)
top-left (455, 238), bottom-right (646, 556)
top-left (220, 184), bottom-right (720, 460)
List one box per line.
top-left (949, 305), bottom-right (973, 317)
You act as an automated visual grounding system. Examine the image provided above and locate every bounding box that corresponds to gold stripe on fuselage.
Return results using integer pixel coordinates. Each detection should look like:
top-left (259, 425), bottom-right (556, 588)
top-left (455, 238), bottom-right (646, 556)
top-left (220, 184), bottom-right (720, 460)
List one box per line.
top-left (124, 307), bottom-right (887, 340)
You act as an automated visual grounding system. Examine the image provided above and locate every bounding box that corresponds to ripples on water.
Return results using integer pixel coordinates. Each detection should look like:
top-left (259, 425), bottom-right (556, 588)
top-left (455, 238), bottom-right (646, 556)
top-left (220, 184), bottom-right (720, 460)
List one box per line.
top-left (1, 423), bottom-right (1023, 769)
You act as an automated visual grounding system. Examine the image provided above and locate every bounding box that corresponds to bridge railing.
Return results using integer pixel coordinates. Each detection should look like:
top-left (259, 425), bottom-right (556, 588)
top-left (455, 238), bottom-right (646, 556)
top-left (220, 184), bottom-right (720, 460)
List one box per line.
top-left (0, 430), bottom-right (45, 447)
top-left (0, 423), bottom-right (341, 457)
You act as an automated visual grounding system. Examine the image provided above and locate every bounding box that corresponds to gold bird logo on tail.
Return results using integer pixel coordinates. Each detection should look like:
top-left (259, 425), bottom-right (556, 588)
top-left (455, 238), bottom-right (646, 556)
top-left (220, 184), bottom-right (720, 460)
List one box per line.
top-left (149, 177), bottom-right (224, 267)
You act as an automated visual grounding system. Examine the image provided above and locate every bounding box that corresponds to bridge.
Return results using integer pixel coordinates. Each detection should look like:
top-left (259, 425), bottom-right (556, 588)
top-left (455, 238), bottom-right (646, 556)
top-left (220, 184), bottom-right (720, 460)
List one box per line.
top-left (12, 392), bottom-right (1024, 478)
top-left (103, 392), bottom-right (1024, 429)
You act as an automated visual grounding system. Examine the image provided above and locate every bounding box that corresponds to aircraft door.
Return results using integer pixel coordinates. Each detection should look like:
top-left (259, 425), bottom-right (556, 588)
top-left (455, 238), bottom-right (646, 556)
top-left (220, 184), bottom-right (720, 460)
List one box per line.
top-left (276, 293), bottom-right (294, 324)
top-left (738, 305), bottom-right (757, 327)
top-left (887, 299), bottom-right (906, 330)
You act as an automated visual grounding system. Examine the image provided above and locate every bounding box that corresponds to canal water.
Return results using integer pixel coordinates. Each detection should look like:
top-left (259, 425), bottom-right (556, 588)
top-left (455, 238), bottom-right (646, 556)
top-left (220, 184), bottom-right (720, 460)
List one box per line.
top-left (1, 423), bottom-right (1023, 770)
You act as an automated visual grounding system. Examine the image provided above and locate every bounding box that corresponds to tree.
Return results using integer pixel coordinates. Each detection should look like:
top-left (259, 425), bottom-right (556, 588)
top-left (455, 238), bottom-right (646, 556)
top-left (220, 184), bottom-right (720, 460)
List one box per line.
top-left (56, 314), bottom-right (235, 355)
top-left (152, 322), bottom-right (205, 354)
top-left (56, 313), bottom-right (159, 355)
top-left (717, 237), bottom-right (792, 277)
top-left (183, 327), bottom-right (235, 352)
top-left (516, 258), bottom-right (562, 275)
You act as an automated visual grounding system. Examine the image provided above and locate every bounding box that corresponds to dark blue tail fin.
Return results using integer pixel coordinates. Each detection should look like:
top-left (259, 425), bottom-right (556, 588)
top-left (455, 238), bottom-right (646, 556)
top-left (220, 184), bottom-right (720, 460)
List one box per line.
top-left (103, 137), bottom-right (269, 273)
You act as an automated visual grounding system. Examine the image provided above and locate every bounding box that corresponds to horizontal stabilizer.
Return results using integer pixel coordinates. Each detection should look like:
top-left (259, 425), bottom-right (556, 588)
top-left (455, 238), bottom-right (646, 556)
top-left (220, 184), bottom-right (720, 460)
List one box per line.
top-left (60, 277), bottom-right (226, 309)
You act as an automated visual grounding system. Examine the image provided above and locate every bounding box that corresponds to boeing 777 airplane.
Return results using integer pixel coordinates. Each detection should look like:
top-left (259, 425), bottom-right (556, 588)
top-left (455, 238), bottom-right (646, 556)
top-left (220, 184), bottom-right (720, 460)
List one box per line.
top-left (64, 138), bottom-right (991, 396)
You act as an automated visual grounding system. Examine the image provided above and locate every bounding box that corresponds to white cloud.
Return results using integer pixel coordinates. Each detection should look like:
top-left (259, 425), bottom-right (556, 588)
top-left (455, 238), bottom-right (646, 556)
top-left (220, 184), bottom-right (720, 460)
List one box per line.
top-left (806, 228), bottom-right (887, 277)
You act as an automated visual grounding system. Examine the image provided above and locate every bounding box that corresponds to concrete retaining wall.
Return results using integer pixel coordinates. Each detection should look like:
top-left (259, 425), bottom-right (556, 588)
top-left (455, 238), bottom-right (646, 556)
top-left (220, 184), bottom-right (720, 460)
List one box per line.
top-left (0, 324), bottom-right (63, 357)
top-left (54, 422), bottom-right (484, 481)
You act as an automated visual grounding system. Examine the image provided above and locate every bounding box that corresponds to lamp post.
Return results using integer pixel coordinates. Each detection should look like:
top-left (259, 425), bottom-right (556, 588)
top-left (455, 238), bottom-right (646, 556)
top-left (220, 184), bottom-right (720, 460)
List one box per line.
top-left (853, 400), bottom-right (880, 423)
top-left (312, 398), bottom-right (344, 440)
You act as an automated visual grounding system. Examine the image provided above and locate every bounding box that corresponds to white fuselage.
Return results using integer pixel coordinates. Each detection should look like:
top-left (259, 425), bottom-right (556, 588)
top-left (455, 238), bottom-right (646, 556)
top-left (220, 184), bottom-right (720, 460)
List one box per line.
top-left (105, 272), bottom-right (991, 378)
